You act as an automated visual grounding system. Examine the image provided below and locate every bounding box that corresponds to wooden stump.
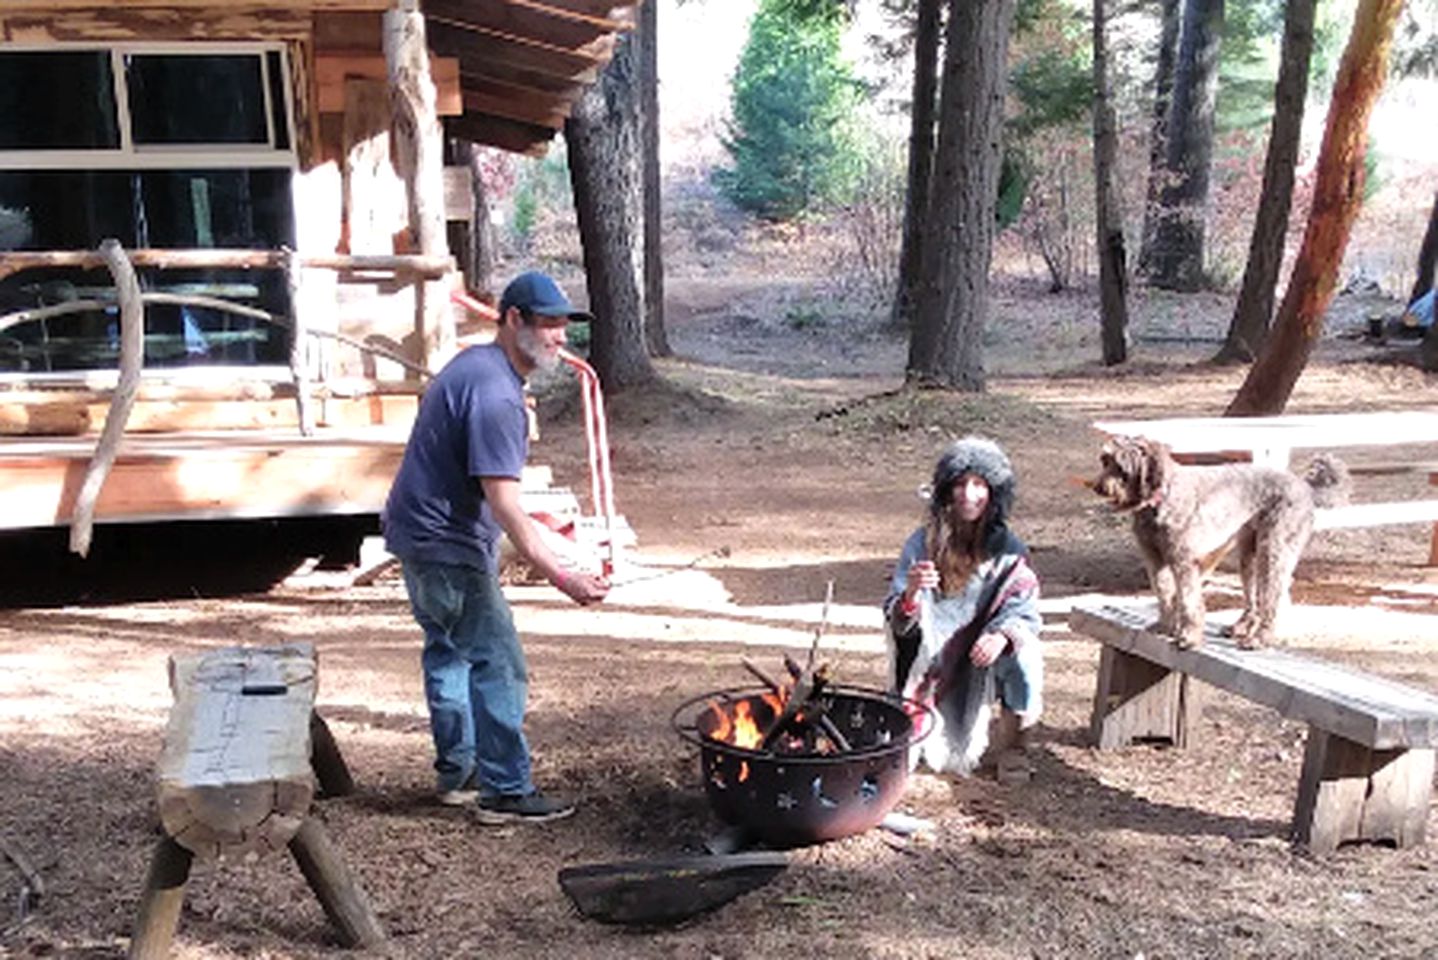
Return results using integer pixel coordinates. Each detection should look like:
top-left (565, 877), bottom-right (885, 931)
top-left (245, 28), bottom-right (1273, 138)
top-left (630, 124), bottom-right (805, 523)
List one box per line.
top-left (1089, 646), bottom-right (1203, 749)
top-left (127, 836), bottom-right (193, 960)
top-left (157, 644), bottom-right (318, 858)
top-left (1292, 727), bottom-right (1435, 854)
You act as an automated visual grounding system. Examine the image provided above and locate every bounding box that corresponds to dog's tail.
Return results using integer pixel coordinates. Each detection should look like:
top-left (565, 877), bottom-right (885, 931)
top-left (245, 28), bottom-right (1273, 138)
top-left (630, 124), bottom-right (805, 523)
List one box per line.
top-left (1302, 454), bottom-right (1350, 509)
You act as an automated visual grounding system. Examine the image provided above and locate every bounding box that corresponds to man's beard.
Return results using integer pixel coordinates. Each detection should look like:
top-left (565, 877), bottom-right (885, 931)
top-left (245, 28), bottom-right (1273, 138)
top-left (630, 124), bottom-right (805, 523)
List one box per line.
top-left (517, 325), bottom-right (561, 371)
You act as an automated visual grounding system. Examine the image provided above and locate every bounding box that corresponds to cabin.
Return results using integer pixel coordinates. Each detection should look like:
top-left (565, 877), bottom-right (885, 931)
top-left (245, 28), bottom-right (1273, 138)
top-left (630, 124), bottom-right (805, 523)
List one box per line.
top-left (0, 0), bottom-right (638, 579)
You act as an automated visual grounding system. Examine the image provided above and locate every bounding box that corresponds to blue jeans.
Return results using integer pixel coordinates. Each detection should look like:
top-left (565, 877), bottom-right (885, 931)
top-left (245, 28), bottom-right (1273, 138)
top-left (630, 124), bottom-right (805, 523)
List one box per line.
top-left (401, 558), bottom-right (532, 796)
top-left (992, 639), bottom-right (1044, 721)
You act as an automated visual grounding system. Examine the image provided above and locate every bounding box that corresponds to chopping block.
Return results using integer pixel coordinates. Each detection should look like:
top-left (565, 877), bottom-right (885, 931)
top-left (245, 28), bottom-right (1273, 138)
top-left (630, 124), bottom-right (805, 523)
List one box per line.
top-left (129, 643), bottom-right (381, 958)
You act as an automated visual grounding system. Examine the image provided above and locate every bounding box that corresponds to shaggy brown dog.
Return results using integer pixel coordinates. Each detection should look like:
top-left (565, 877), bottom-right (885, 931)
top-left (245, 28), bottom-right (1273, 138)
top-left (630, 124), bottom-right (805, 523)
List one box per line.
top-left (1092, 437), bottom-right (1348, 649)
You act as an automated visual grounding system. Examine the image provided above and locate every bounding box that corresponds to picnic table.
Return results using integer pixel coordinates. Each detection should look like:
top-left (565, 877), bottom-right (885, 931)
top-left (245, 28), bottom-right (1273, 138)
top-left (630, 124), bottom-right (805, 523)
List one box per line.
top-left (1092, 410), bottom-right (1438, 562)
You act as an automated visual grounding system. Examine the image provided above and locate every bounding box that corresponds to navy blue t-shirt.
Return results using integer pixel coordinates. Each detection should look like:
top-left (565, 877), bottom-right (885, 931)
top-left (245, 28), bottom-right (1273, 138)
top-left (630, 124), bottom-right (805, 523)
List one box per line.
top-left (382, 343), bottom-right (528, 572)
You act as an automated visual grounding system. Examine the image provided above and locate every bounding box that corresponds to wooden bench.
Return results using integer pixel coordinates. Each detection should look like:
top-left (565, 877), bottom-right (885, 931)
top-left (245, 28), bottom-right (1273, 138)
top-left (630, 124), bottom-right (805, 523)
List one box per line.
top-left (1072, 601), bottom-right (1438, 854)
top-left (130, 644), bottom-right (381, 958)
top-left (1093, 411), bottom-right (1438, 564)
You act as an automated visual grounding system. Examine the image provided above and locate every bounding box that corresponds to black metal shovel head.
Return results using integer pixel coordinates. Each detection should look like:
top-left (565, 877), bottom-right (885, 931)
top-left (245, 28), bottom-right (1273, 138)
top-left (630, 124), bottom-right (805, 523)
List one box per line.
top-left (557, 851), bottom-right (788, 926)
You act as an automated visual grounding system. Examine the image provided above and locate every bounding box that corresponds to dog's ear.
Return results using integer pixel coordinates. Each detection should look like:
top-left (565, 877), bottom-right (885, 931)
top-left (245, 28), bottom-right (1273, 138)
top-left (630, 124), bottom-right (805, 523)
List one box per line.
top-left (1134, 439), bottom-right (1171, 503)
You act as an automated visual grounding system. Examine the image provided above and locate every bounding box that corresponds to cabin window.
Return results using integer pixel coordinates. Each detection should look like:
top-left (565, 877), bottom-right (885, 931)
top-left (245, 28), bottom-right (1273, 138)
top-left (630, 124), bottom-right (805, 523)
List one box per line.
top-left (0, 52), bottom-right (119, 150)
top-left (0, 45), bottom-right (296, 376)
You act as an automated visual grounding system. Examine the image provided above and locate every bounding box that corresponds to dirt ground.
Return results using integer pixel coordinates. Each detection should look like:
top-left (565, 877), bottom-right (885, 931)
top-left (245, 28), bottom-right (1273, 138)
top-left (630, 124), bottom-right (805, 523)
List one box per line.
top-left (3, 268), bottom-right (1438, 959)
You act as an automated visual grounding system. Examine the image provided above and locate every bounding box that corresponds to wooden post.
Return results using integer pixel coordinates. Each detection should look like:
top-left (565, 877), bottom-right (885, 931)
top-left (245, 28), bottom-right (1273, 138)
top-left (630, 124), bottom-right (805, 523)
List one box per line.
top-left (310, 711), bottom-right (356, 798)
top-left (1291, 727), bottom-right (1435, 854)
top-left (128, 836), bottom-right (193, 960)
top-left (289, 817), bottom-right (386, 947)
top-left (384, 0), bottom-right (455, 374)
top-left (1089, 646), bottom-right (1203, 749)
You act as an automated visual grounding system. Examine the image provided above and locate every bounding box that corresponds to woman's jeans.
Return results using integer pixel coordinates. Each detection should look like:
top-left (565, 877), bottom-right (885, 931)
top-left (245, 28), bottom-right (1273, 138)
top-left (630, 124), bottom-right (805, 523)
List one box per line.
top-left (401, 558), bottom-right (532, 796)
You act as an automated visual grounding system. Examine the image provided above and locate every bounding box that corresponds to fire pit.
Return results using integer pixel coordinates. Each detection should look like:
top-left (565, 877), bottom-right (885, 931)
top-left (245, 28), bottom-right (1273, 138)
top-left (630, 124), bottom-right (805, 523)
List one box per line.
top-left (672, 684), bottom-right (928, 848)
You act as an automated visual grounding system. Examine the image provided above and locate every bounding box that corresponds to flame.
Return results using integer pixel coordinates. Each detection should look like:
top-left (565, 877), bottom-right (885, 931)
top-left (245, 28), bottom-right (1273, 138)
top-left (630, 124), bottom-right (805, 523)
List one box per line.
top-left (738, 760), bottom-right (749, 783)
top-left (731, 700), bottom-right (763, 750)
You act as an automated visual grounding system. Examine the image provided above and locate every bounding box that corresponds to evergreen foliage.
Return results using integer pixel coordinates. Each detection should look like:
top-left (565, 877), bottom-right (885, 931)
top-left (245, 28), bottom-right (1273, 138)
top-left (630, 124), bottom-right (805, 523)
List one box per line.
top-left (715, 0), bottom-right (862, 221)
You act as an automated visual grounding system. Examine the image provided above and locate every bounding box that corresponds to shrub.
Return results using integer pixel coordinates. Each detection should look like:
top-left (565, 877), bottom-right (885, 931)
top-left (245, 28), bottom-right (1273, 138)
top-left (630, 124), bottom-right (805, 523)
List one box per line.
top-left (714, 0), bottom-right (862, 221)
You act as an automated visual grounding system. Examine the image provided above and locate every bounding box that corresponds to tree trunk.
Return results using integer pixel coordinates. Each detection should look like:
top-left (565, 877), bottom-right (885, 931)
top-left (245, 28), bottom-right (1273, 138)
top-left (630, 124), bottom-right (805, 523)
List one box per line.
top-left (638, 0), bottom-right (671, 357)
top-left (1092, 0), bottom-right (1129, 366)
top-left (1147, 0), bottom-right (1224, 292)
top-left (907, 0), bottom-right (1015, 392)
top-left (891, 0), bottom-right (943, 333)
top-left (565, 32), bottom-right (655, 392)
top-left (1408, 191), bottom-right (1438, 307)
top-left (1227, 0), bottom-right (1403, 416)
top-left (1137, 0), bottom-right (1181, 275)
top-left (465, 143), bottom-right (497, 299)
top-left (1215, 0), bottom-right (1317, 364)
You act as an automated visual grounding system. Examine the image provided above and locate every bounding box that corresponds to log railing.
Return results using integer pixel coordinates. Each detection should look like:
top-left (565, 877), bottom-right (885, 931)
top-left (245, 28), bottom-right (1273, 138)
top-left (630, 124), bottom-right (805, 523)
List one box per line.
top-left (0, 242), bottom-right (453, 556)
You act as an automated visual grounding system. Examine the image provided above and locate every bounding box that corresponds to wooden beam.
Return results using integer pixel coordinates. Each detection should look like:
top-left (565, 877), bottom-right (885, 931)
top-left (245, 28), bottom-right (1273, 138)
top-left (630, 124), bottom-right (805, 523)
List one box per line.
top-left (0, 0), bottom-right (388, 10)
top-left (523, 0), bottom-right (639, 23)
top-left (0, 431), bottom-right (410, 529)
top-left (317, 53), bottom-right (461, 114)
top-left (313, 9), bottom-right (382, 50)
top-left (423, 0), bottom-right (623, 51)
top-left (461, 82), bottom-right (572, 129)
top-left (0, 249), bottom-right (452, 282)
top-left (424, 17), bottom-right (605, 81)
top-left (0, 7), bottom-right (312, 41)
top-left (444, 112), bottom-right (554, 157)
top-left (447, 52), bottom-right (589, 99)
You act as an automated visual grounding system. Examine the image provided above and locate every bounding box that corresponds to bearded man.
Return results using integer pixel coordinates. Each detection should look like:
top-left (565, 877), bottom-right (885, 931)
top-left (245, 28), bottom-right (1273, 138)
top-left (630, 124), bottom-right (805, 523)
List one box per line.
top-left (383, 271), bottom-right (609, 823)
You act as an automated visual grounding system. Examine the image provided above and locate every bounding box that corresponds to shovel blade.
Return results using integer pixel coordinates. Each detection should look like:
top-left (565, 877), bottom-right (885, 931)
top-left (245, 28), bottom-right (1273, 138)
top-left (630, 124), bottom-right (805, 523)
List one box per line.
top-left (557, 851), bottom-right (787, 926)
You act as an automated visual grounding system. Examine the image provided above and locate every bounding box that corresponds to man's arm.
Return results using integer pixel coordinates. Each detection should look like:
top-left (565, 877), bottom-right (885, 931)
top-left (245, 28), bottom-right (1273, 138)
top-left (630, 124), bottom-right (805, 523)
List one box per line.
top-left (481, 475), bottom-right (609, 604)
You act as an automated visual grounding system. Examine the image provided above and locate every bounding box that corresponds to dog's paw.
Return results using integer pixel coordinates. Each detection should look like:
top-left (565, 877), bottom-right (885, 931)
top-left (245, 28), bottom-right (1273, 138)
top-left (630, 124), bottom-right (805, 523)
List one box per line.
top-left (1175, 627), bottom-right (1205, 650)
top-left (1236, 629), bottom-right (1272, 651)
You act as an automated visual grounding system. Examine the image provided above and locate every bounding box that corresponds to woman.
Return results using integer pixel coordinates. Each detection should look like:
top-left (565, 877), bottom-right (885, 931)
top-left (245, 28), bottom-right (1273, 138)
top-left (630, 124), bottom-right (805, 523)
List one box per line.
top-left (885, 436), bottom-right (1043, 779)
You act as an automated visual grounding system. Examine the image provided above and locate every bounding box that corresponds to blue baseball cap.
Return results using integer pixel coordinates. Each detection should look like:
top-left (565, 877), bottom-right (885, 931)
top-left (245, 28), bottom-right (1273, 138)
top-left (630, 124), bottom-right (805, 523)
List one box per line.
top-left (499, 271), bottom-right (593, 324)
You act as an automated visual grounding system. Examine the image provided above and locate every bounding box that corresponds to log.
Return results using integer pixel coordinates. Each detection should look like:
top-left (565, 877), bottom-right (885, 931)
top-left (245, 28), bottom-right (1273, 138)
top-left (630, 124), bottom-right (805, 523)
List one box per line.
top-left (157, 645), bottom-right (318, 859)
top-left (310, 712), bottom-right (356, 798)
top-left (288, 817), bottom-right (386, 947)
top-left (127, 836), bottom-right (193, 960)
top-left (69, 240), bottom-right (143, 558)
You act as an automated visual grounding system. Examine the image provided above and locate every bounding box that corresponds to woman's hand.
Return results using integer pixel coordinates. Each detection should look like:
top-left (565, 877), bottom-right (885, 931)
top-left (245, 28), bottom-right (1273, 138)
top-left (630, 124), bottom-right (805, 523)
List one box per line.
top-left (904, 560), bottom-right (939, 603)
top-left (970, 632), bottom-right (1009, 667)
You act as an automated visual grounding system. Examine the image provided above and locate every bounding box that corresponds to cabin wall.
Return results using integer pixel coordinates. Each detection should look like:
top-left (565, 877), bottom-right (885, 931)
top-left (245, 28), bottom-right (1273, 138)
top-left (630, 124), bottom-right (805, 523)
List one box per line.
top-left (0, 4), bottom-right (462, 386)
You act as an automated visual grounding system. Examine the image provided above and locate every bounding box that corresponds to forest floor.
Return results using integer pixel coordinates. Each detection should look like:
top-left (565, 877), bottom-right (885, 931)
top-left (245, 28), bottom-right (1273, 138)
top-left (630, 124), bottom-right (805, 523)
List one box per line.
top-left (2, 260), bottom-right (1438, 959)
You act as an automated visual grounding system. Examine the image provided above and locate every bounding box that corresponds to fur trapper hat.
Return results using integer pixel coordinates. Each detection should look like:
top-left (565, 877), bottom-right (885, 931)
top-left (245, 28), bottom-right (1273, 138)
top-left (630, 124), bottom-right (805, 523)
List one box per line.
top-left (929, 436), bottom-right (1017, 551)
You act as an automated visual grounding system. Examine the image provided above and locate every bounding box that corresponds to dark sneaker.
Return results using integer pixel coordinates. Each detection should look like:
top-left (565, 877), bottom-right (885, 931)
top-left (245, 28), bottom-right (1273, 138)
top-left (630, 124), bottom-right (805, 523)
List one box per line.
top-left (475, 791), bottom-right (576, 825)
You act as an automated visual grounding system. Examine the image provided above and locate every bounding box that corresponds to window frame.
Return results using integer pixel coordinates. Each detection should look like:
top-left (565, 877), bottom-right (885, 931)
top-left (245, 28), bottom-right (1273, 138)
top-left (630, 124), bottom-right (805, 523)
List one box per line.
top-left (0, 41), bottom-right (297, 171)
top-left (0, 41), bottom-right (301, 383)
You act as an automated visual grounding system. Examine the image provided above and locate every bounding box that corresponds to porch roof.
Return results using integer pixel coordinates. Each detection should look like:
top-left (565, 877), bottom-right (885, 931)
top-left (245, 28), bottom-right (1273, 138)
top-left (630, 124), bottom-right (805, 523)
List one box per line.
top-left (427, 0), bottom-right (639, 156)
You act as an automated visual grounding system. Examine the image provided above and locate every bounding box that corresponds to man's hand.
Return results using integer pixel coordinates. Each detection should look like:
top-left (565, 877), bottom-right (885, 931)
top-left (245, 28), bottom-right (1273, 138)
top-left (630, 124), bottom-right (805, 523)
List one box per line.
top-left (970, 632), bottom-right (1009, 667)
top-left (556, 570), bottom-right (609, 606)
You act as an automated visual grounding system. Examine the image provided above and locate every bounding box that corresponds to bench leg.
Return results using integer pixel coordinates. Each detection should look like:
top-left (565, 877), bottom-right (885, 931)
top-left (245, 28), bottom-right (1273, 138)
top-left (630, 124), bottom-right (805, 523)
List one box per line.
top-left (1291, 726), bottom-right (1435, 854)
top-left (310, 711), bottom-right (356, 798)
top-left (1089, 646), bottom-right (1203, 749)
top-left (289, 816), bottom-right (386, 947)
top-left (128, 835), bottom-right (193, 960)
